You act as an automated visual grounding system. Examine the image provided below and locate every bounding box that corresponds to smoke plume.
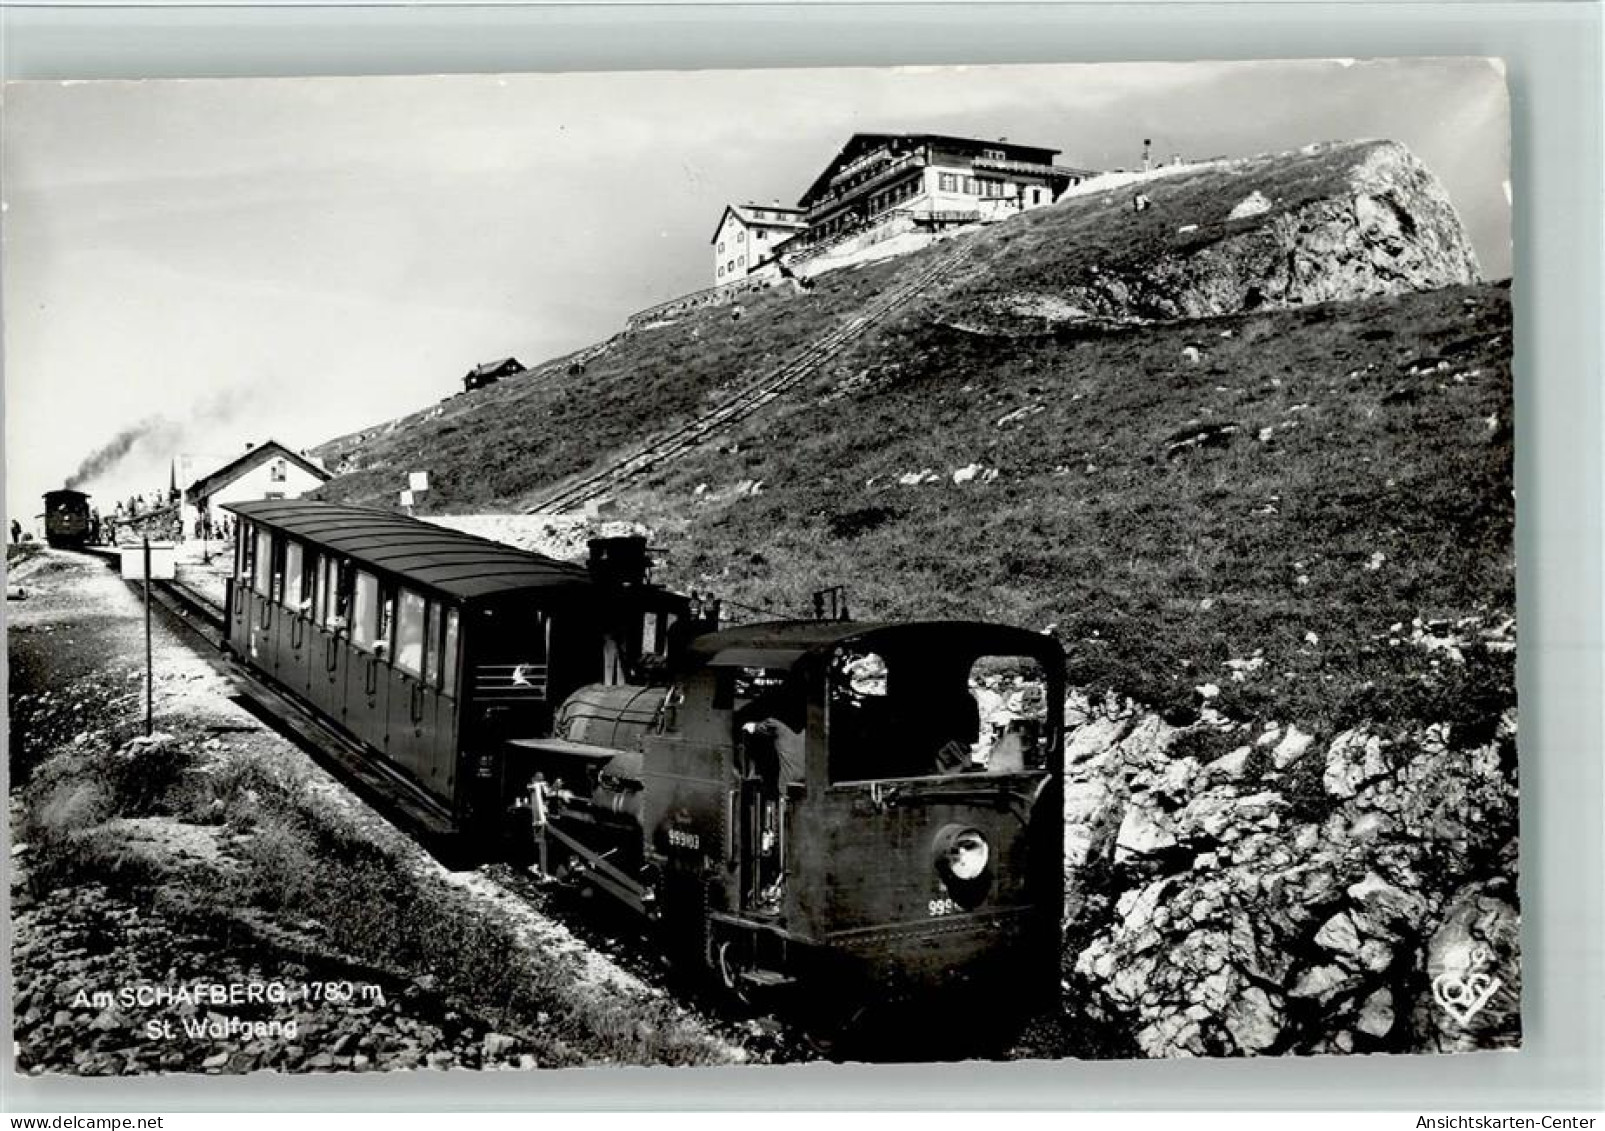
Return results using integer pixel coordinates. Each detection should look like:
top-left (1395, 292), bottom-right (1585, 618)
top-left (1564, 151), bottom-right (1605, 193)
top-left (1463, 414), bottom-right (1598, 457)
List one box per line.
top-left (65, 418), bottom-right (180, 490)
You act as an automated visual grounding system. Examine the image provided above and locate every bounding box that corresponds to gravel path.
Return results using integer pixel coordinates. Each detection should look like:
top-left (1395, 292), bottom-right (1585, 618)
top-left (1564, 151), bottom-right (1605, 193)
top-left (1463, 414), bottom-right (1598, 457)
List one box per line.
top-left (7, 549), bottom-right (753, 1075)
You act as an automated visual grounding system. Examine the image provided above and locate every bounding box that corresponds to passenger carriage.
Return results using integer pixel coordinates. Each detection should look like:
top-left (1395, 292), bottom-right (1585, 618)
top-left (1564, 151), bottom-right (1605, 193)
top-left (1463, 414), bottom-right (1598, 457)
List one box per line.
top-left (221, 499), bottom-right (699, 835)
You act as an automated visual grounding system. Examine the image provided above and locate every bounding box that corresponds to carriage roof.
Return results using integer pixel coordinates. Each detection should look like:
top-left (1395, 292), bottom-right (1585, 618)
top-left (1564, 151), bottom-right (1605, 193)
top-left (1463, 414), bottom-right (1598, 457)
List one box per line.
top-left (226, 498), bottom-right (606, 601)
top-left (688, 619), bottom-right (1065, 673)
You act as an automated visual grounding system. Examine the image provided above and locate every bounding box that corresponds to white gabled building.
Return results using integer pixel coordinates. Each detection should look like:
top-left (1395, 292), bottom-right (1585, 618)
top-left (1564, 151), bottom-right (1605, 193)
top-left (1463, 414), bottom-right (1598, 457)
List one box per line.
top-left (710, 203), bottom-right (807, 287)
top-left (183, 439), bottom-right (332, 537)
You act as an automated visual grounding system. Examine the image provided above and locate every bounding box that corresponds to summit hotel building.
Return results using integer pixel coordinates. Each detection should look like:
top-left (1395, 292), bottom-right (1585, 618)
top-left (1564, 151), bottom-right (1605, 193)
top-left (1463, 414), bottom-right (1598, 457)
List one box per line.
top-left (713, 132), bottom-right (1099, 286)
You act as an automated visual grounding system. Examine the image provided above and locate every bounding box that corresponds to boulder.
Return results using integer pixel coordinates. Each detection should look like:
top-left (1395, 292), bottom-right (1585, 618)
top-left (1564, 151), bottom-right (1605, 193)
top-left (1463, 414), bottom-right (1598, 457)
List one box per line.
top-left (1271, 726), bottom-right (1315, 769)
top-left (1346, 871), bottom-right (1428, 940)
top-left (1356, 988), bottom-right (1396, 1039)
top-left (1324, 729), bottom-right (1389, 798)
top-left (1223, 986), bottom-right (1284, 1054)
top-left (1113, 799), bottom-right (1179, 862)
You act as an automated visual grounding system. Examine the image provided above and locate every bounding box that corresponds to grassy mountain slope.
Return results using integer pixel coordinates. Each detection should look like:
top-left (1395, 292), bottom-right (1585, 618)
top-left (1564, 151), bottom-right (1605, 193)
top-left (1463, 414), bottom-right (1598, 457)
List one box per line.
top-left (621, 282), bottom-right (1514, 736)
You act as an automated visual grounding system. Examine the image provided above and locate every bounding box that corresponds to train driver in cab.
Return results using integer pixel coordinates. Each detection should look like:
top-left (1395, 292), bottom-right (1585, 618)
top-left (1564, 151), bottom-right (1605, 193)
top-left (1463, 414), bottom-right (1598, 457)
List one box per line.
top-left (735, 678), bottom-right (806, 914)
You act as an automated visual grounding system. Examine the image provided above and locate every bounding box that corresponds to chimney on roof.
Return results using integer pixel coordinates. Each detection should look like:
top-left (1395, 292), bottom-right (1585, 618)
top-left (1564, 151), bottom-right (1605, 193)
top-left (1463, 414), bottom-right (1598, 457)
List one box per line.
top-left (1142, 138), bottom-right (1153, 172)
top-left (245, 442), bottom-right (255, 451)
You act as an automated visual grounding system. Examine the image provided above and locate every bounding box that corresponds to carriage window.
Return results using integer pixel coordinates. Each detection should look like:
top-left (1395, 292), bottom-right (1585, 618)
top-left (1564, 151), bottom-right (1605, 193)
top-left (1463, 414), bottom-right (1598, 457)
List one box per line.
top-left (827, 646), bottom-right (1050, 782)
top-left (283, 541), bottom-right (304, 609)
top-left (395, 589), bottom-right (426, 677)
top-left (424, 602), bottom-right (443, 685)
top-left (337, 562), bottom-right (354, 629)
top-left (351, 570), bottom-right (380, 650)
top-left (253, 528), bottom-right (273, 596)
top-left (378, 588), bottom-right (395, 657)
top-left (269, 537), bottom-right (287, 603)
top-left (318, 557), bottom-right (337, 626)
top-left (441, 609), bottom-right (460, 696)
top-left (237, 523), bottom-right (253, 581)
top-left (300, 549), bottom-right (318, 616)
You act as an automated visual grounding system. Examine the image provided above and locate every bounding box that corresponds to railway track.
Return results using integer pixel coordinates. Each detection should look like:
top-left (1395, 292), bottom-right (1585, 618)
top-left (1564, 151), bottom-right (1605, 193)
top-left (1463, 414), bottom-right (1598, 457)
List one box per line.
top-left (80, 546), bottom-right (467, 843)
top-left (64, 545), bottom-right (817, 1061)
top-left (525, 234), bottom-right (978, 515)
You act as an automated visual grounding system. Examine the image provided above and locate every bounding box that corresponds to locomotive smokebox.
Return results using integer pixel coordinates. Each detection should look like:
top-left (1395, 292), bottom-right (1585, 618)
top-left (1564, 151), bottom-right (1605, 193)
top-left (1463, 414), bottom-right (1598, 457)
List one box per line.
top-left (587, 535), bottom-right (650, 587)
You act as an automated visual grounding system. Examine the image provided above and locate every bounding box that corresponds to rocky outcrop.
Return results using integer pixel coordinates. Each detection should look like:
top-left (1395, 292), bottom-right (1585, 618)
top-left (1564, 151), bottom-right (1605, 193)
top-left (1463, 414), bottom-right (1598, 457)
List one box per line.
top-left (1061, 690), bottom-right (1519, 1057)
top-left (982, 140), bottom-right (1482, 331)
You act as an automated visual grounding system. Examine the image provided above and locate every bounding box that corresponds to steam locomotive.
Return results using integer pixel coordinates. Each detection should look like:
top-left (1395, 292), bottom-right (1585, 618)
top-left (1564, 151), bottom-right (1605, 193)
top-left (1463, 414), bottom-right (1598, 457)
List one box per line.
top-left (42, 489), bottom-right (92, 549)
top-left (222, 499), bottom-right (1064, 1018)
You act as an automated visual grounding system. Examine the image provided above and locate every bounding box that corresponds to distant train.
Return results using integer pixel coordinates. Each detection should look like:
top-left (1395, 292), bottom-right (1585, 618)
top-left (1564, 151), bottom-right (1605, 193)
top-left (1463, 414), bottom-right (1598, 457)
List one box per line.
top-left (42, 489), bottom-right (92, 549)
top-left (221, 499), bottom-right (1065, 1020)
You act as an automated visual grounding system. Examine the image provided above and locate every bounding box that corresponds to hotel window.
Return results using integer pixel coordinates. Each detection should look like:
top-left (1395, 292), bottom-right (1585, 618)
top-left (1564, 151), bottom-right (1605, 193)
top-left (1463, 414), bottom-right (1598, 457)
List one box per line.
top-left (939, 173), bottom-right (959, 192)
top-left (270, 459), bottom-right (287, 483)
top-left (982, 148), bottom-right (1006, 161)
top-left (718, 266), bottom-right (725, 277)
top-left (718, 241), bottom-right (725, 253)
top-left (965, 177), bottom-right (980, 195)
top-left (728, 259), bottom-right (735, 272)
top-left (738, 255), bottom-right (745, 267)
top-left (737, 230), bottom-right (745, 243)
top-left (757, 230), bottom-right (766, 240)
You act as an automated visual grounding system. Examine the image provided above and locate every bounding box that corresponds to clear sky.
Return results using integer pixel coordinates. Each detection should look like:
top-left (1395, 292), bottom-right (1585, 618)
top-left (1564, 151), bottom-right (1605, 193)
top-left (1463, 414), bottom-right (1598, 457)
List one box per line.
top-left (2, 58), bottom-right (1510, 523)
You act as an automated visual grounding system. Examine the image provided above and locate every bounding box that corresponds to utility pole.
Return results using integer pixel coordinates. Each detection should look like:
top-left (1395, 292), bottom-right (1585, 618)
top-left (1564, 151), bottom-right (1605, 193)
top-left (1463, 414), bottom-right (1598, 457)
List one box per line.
top-left (143, 531), bottom-right (153, 737)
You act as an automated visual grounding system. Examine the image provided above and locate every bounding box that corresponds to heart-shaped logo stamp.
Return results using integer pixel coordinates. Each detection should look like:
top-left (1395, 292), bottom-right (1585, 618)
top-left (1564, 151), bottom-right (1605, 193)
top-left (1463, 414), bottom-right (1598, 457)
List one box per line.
top-left (1431, 944), bottom-right (1503, 1026)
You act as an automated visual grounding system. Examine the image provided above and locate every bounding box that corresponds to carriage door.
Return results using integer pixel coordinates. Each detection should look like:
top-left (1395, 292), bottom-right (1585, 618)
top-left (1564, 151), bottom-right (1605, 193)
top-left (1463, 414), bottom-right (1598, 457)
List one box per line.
top-left (273, 540), bottom-right (315, 695)
top-left (345, 569), bottom-right (392, 753)
top-left (385, 587), bottom-right (451, 798)
top-left (246, 526), bottom-right (277, 669)
top-left (307, 555), bottom-right (352, 724)
top-left (225, 522), bottom-right (254, 655)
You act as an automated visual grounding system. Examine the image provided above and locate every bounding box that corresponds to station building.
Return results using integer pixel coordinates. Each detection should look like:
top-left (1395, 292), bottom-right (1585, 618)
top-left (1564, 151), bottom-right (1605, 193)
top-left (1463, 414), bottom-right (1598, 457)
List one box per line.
top-left (183, 440), bottom-right (331, 538)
